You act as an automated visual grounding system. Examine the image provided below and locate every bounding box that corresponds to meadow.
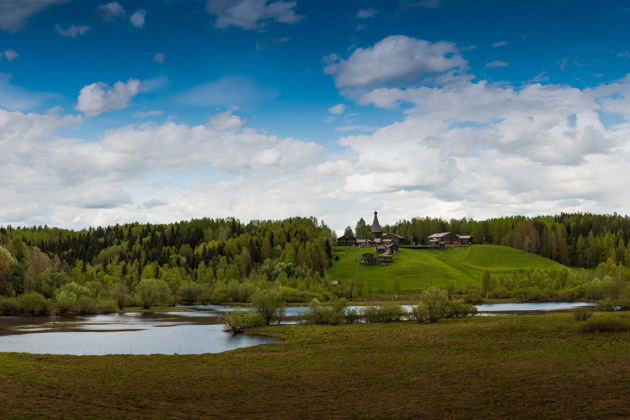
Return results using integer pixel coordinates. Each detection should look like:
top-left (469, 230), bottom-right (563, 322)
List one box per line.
top-left (0, 312), bottom-right (629, 419)
top-left (328, 245), bottom-right (566, 294)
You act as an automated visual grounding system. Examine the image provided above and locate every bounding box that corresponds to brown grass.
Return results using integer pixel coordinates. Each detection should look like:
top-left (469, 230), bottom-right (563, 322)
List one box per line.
top-left (1, 313), bottom-right (629, 419)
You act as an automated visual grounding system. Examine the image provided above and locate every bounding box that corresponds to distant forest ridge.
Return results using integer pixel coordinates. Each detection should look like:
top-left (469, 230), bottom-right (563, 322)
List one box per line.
top-left (0, 213), bottom-right (629, 313)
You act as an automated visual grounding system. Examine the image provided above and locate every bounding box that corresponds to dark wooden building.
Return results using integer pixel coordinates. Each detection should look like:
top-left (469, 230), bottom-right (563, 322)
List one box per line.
top-left (337, 234), bottom-right (357, 246)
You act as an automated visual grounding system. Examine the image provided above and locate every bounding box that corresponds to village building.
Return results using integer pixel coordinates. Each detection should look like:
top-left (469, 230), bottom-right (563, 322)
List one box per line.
top-left (428, 232), bottom-right (473, 248)
top-left (337, 234), bottom-right (357, 247)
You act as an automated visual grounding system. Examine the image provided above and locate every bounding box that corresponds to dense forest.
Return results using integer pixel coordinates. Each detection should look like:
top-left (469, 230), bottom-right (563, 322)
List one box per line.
top-left (0, 217), bottom-right (337, 315)
top-left (1, 213), bottom-right (630, 315)
top-left (359, 213), bottom-right (630, 268)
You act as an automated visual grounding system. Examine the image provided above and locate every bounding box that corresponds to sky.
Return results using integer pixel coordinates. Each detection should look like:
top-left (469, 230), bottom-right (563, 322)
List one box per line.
top-left (2, 0), bottom-right (630, 233)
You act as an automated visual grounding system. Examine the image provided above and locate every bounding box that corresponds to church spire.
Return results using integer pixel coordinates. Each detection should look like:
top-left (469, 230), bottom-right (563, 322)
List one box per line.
top-left (371, 211), bottom-right (382, 239)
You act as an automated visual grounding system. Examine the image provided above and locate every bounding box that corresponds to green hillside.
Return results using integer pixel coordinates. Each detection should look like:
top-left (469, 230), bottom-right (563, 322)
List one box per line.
top-left (328, 245), bottom-right (567, 295)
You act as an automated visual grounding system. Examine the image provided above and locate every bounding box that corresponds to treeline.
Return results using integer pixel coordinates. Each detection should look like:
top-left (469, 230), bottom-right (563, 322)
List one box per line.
top-left (374, 213), bottom-right (630, 268)
top-left (0, 217), bottom-right (341, 315)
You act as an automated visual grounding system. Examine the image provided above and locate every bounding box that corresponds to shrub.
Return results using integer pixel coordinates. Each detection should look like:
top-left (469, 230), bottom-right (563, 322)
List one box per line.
top-left (573, 307), bottom-right (593, 321)
top-left (578, 315), bottom-right (630, 333)
top-left (597, 298), bottom-right (630, 312)
top-left (463, 291), bottom-right (483, 304)
top-left (417, 288), bottom-right (449, 323)
top-left (223, 308), bottom-right (264, 333)
top-left (303, 298), bottom-right (347, 325)
top-left (134, 278), bottom-right (172, 309)
top-left (250, 290), bottom-right (286, 325)
top-left (362, 304), bottom-right (407, 323)
top-left (444, 301), bottom-right (478, 318)
top-left (76, 296), bottom-right (96, 314)
top-left (16, 292), bottom-right (49, 315)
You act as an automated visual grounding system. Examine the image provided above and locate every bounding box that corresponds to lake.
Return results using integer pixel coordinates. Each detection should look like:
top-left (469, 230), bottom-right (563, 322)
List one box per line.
top-left (0, 311), bottom-right (277, 355)
top-left (0, 301), bottom-right (595, 355)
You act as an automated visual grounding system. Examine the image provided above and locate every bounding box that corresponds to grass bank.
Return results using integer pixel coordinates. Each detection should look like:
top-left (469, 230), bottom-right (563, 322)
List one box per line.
top-left (328, 245), bottom-right (567, 294)
top-left (1, 313), bottom-right (629, 419)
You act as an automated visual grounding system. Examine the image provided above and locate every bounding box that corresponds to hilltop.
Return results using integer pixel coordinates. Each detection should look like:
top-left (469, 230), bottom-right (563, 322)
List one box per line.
top-left (328, 245), bottom-right (568, 295)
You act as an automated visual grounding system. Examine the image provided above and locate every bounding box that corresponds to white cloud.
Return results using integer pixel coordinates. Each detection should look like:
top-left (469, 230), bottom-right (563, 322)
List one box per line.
top-left (328, 103), bottom-right (346, 115)
top-left (54, 23), bottom-right (90, 37)
top-left (324, 35), bottom-right (467, 89)
top-left (485, 60), bottom-right (509, 68)
top-left (0, 73), bottom-right (54, 110)
top-left (0, 0), bottom-right (69, 32)
top-left (130, 9), bottom-right (146, 28)
top-left (206, 0), bottom-right (303, 30)
top-left (3, 49), bottom-right (19, 61)
top-left (153, 52), bottom-right (165, 63)
top-left (75, 79), bottom-right (141, 117)
top-left (133, 110), bottom-right (164, 118)
top-left (97, 2), bottom-right (125, 21)
top-left (492, 41), bottom-right (507, 48)
top-left (357, 8), bottom-right (377, 18)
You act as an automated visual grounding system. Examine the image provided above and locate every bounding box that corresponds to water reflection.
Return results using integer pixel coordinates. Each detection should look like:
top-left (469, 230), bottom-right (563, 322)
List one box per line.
top-left (0, 311), bottom-right (276, 355)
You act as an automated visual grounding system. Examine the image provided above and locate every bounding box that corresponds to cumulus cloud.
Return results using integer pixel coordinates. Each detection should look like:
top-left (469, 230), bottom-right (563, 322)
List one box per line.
top-left (153, 52), bottom-right (165, 63)
top-left (3, 49), bottom-right (19, 61)
top-left (75, 79), bottom-right (141, 117)
top-left (0, 0), bottom-right (69, 32)
top-left (206, 0), bottom-right (303, 30)
top-left (130, 9), bottom-right (146, 28)
top-left (97, 2), bottom-right (125, 21)
top-left (324, 35), bottom-right (467, 89)
top-left (54, 23), bottom-right (90, 37)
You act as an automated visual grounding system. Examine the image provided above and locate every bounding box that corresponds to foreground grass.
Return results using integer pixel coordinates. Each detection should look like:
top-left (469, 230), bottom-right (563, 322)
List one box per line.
top-left (1, 313), bottom-right (629, 419)
top-left (328, 245), bottom-right (566, 294)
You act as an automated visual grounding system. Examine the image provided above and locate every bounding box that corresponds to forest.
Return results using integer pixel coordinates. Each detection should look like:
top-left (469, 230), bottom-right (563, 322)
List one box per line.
top-left (361, 212), bottom-right (630, 268)
top-left (1, 212), bottom-right (630, 315)
top-left (0, 217), bottom-right (337, 315)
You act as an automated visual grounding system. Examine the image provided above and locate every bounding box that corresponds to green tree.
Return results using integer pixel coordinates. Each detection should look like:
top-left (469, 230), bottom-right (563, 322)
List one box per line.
top-left (414, 287), bottom-right (449, 323)
top-left (250, 290), bottom-right (285, 325)
top-left (481, 269), bottom-right (493, 298)
top-left (134, 278), bottom-right (172, 309)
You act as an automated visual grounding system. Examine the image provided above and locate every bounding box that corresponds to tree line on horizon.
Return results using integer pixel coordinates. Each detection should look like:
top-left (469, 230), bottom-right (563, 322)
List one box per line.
top-left (0, 217), bottom-right (338, 315)
top-left (349, 212), bottom-right (630, 269)
top-left (1, 212), bottom-right (630, 315)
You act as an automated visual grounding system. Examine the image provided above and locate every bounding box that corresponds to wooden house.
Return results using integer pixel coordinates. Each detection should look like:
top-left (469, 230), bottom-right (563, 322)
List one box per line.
top-left (381, 232), bottom-right (406, 246)
top-left (362, 253), bottom-right (377, 265)
top-left (337, 234), bottom-right (357, 246)
top-left (458, 235), bottom-right (472, 246)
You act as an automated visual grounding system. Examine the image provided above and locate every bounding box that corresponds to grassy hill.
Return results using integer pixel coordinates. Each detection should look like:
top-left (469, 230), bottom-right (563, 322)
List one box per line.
top-left (328, 245), bottom-right (568, 295)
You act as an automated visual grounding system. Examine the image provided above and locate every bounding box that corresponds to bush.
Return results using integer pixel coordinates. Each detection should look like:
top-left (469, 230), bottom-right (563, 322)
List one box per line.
top-left (417, 288), bottom-right (449, 323)
top-left (362, 304), bottom-right (407, 323)
top-left (223, 308), bottom-right (264, 333)
top-left (303, 298), bottom-right (347, 325)
top-left (134, 278), bottom-right (172, 309)
top-left (597, 298), bottom-right (630, 312)
top-left (463, 291), bottom-right (483, 304)
top-left (573, 307), bottom-right (593, 321)
top-left (578, 315), bottom-right (630, 333)
top-left (444, 301), bottom-right (478, 318)
top-left (250, 290), bottom-right (286, 325)
top-left (0, 292), bottom-right (51, 316)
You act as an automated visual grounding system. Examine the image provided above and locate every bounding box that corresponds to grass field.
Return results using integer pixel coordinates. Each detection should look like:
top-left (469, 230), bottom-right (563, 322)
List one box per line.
top-left (328, 245), bottom-right (568, 294)
top-left (1, 313), bottom-right (629, 419)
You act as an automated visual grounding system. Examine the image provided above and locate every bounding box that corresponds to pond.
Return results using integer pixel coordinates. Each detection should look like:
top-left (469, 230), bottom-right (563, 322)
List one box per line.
top-left (0, 311), bottom-right (277, 356)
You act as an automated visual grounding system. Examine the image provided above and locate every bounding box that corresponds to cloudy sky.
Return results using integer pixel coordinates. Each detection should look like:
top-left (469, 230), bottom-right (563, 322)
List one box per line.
top-left (2, 0), bottom-right (630, 232)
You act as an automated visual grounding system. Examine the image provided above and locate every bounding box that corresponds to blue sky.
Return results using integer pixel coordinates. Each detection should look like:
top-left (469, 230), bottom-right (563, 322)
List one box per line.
top-left (2, 0), bottom-right (630, 232)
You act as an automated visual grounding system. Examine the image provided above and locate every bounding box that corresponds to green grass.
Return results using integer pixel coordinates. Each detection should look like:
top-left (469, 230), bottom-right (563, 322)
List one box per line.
top-left (1, 313), bottom-right (629, 419)
top-left (328, 245), bottom-right (567, 294)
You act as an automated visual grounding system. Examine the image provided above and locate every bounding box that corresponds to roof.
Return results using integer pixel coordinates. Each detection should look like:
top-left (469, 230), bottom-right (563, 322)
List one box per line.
top-left (459, 235), bottom-right (472, 239)
top-left (383, 233), bottom-right (405, 239)
top-left (428, 232), bottom-right (452, 239)
top-left (338, 234), bottom-right (355, 240)
top-left (371, 211), bottom-right (382, 234)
